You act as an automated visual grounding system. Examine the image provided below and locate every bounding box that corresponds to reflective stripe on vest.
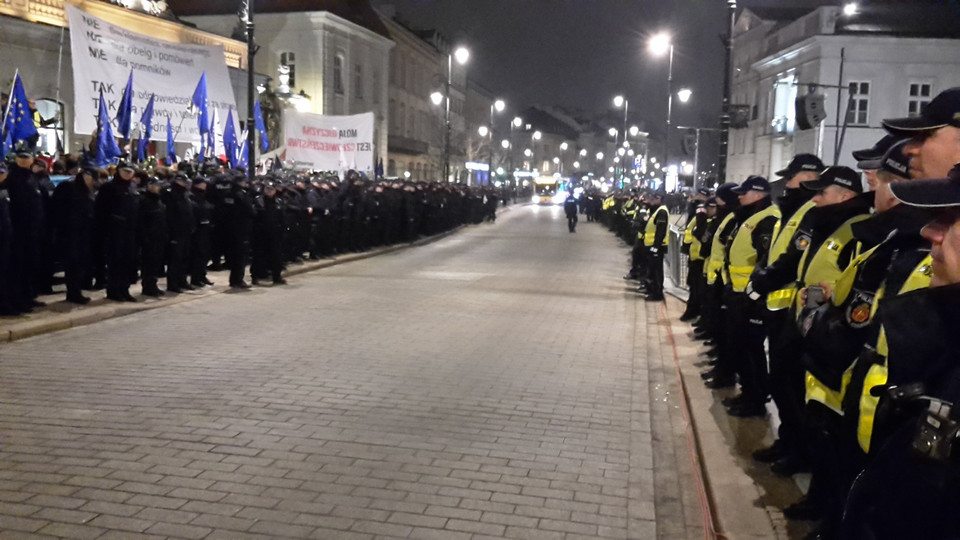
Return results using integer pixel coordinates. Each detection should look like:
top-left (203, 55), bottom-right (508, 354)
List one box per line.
top-left (766, 200), bottom-right (816, 310)
top-left (832, 244), bottom-right (881, 307)
top-left (793, 214), bottom-right (871, 315)
top-left (727, 205), bottom-right (781, 293)
top-left (805, 367), bottom-right (855, 415)
top-left (855, 255), bottom-right (933, 453)
top-left (643, 206), bottom-right (669, 246)
top-left (706, 213), bottom-right (736, 285)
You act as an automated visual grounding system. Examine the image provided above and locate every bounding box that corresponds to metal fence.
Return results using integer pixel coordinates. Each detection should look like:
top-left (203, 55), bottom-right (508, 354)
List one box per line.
top-left (666, 225), bottom-right (690, 290)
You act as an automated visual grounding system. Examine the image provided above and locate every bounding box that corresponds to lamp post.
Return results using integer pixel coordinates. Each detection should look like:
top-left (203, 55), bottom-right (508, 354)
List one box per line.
top-left (485, 99), bottom-right (504, 185)
top-left (244, 0), bottom-right (256, 184)
top-left (648, 32), bottom-right (674, 177)
top-left (717, 0), bottom-right (736, 184)
top-left (559, 141), bottom-right (568, 175)
top-left (531, 129), bottom-right (542, 173)
top-left (433, 46), bottom-right (469, 183)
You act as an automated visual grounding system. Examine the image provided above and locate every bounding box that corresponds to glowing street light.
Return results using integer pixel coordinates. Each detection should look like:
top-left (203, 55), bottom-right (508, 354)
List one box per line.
top-left (532, 130), bottom-right (542, 140)
top-left (608, 127), bottom-right (618, 138)
top-left (596, 152), bottom-right (604, 160)
top-left (494, 99), bottom-right (505, 112)
top-left (843, 2), bottom-right (858, 16)
top-left (629, 125), bottom-right (640, 137)
top-left (478, 125), bottom-right (489, 137)
top-left (501, 139), bottom-right (510, 149)
top-left (512, 116), bottom-right (523, 127)
top-left (677, 88), bottom-right (693, 103)
top-left (434, 45), bottom-right (471, 182)
top-left (560, 142), bottom-right (568, 151)
top-left (648, 31), bottom-right (674, 172)
top-left (648, 32), bottom-right (671, 57)
top-left (573, 161), bottom-right (580, 169)
top-left (579, 148), bottom-right (587, 157)
top-left (430, 92), bottom-right (443, 106)
top-left (454, 46), bottom-right (470, 65)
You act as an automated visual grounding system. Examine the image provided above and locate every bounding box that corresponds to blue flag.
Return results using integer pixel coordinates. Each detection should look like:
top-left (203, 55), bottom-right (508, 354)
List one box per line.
top-left (116, 70), bottom-right (134, 139)
top-left (253, 100), bottom-right (268, 152)
top-left (223, 109), bottom-right (239, 169)
top-left (237, 137), bottom-right (249, 169)
top-left (191, 72), bottom-right (210, 135)
top-left (1, 130), bottom-right (12, 159)
top-left (375, 158), bottom-right (384, 178)
top-left (136, 93), bottom-right (155, 162)
top-left (3, 73), bottom-right (38, 147)
top-left (166, 116), bottom-right (176, 165)
top-left (94, 91), bottom-right (122, 167)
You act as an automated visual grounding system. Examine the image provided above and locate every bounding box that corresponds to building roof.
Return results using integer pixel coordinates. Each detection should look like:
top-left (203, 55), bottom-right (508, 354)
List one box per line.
top-left (166, 0), bottom-right (391, 39)
top-left (520, 107), bottom-right (581, 141)
top-left (835, 4), bottom-right (960, 39)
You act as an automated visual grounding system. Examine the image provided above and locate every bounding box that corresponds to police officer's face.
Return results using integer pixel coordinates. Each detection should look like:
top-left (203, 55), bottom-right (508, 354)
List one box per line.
top-left (921, 209), bottom-right (960, 287)
top-left (15, 155), bottom-right (33, 169)
top-left (813, 185), bottom-right (855, 207)
top-left (0, 170), bottom-right (7, 183)
top-left (118, 167), bottom-right (135, 181)
top-left (785, 171), bottom-right (818, 189)
top-left (903, 126), bottom-right (960, 180)
top-left (738, 190), bottom-right (765, 206)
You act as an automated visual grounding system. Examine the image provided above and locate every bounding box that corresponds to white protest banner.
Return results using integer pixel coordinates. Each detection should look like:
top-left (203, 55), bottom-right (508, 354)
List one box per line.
top-left (66, 4), bottom-right (237, 143)
top-left (283, 110), bottom-right (374, 172)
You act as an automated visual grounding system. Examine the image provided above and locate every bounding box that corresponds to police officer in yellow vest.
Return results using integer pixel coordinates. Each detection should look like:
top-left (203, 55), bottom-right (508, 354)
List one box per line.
top-left (746, 155), bottom-right (821, 465)
top-left (680, 188), bottom-right (712, 322)
top-left (713, 176), bottom-right (781, 416)
top-left (695, 184), bottom-right (739, 354)
top-left (640, 190), bottom-right (669, 301)
top-left (841, 162), bottom-right (960, 540)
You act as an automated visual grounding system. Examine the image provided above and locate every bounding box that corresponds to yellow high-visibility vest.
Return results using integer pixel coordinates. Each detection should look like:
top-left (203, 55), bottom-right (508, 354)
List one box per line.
top-left (705, 213), bottom-right (736, 285)
top-left (766, 200), bottom-right (817, 311)
top-left (643, 205), bottom-right (669, 247)
top-left (856, 255), bottom-right (933, 453)
top-left (726, 205), bottom-right (781, 293)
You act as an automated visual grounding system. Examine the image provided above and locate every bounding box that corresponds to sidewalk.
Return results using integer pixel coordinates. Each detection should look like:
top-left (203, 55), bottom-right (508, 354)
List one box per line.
top-left (0, 226), bottom-right (467, 343)
top-left (658, 287), bottom-right (815, 540)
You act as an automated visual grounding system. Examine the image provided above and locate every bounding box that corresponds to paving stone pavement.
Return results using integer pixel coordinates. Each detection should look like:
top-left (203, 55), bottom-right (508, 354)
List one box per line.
top-left (0, 205), bottom-right (707, 539)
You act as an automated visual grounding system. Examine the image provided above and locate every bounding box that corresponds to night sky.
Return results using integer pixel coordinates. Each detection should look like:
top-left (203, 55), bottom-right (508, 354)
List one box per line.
top-left (373, 0), bottom-right (841, 166)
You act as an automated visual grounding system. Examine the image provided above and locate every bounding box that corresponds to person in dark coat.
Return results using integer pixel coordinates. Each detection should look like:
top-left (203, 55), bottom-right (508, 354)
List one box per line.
top-left (7, 149), bottom-right (46, 311)
top-left (95, 161), bottom-right (140, 302)
top-left (563, 190), bottom-right (578, 232)
top-left (0, 162), bottom-right (18, 316)
top-left (252, 181), bottom-right (286, 285)
top-left (189, 176), bottom-right (214, 287)
top-left (225, 173), bottom-right (255, 288)
top-left (51, 165), bottom-right (98, 304)
top-left (164, 173), bottom-right (195, 293)
top-left (137, 177), bottom-right (167, 297)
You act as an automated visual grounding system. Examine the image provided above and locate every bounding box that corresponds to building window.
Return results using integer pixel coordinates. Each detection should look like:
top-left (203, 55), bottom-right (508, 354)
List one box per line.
top-left (407, 109), bottom-right (415, 138)
top-left (354, 63), bottom-right (363, 99)
top-left (280, 52), bottom-right (296, 88)
top-left (334, 53), bottom-right (345, 95)
top-left (847, 81), bottom-right (869, 125)
top-left (908, 82), bottom-right (932, 117)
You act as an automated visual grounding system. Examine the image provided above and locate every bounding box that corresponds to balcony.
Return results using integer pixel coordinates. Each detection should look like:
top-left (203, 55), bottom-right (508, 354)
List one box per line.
top-left (388, 135), bottom-right (429, 155)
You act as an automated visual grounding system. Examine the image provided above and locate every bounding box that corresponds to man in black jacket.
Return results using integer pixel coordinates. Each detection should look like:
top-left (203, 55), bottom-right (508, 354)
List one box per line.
top-left (226, 172), bottom-right (255, 289)
top-left (165, 173), bottom-right (194, 293)
top-left (0, 162), bottom-right (18, 316)
top-left (138, 177), bottom-right (166, 297)
top-left (7, 149), bottom-right (46, 311)
top-left (52, 165), bottom-right (98, 304)
top-left (95, 162), bottom-right (140, 302)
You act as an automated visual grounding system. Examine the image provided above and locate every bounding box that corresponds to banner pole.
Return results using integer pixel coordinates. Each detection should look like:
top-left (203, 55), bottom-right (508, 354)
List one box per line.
top-left (1, 68), bottom-right (20, 139)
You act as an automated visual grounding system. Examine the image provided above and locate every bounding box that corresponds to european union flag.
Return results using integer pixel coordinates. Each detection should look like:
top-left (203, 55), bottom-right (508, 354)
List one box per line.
top-left (166, 116), bottom-right (176, 165)
top-left (94, 91), bottom-right (122, 167)
top-left (3, 72), bottom-right (38, 147)
top-left (191, 72), bottom-right (210, 135)
top-left (1, 130), bottom-right (12, 159)
top-left (136, 93), bottom-right (155, 162)
top-left (116, 70), bottom-right (134, 139)
top-left (223, 109), bottom-right (238, 169)
top-left (254, 100), bottom-right (268, 152)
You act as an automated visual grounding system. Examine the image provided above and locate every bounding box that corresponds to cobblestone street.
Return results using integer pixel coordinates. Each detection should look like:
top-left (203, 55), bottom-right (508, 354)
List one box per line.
top-left (1, 206), bottom-right (707, 540)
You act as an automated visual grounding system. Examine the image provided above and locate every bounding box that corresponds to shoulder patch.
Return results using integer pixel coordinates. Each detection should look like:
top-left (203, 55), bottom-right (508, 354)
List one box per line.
top-left (845, 291), bottom-right (875, 328)
top-left (795, 233), bottom-right (811, 251)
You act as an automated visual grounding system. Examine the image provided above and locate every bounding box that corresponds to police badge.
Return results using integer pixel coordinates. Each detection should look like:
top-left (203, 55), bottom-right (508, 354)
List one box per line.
top-left (845, 290), bottom-right (874, 328)
top-left (795, 233), bottom-right (811, 251)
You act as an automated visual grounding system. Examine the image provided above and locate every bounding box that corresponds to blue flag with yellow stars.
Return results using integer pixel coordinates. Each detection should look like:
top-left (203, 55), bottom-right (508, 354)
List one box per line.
top-left (94, 90), bottom-right (122, 167)
top-left (166, 116), bottom-right (176, 165)
top-left (3, 73), bottom-right (38, 147)
top-left (136, 93), bottom-right (155, 162)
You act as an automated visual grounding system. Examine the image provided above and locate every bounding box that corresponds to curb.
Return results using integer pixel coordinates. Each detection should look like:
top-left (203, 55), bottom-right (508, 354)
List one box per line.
top-left (0, 220), bottom-right (477, 344)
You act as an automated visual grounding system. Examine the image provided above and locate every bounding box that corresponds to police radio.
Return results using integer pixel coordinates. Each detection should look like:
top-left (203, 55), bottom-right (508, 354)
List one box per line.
top-left (795, 92), bottom-right (827, 131)
top-left (881, 384), bottom-right (960, 463)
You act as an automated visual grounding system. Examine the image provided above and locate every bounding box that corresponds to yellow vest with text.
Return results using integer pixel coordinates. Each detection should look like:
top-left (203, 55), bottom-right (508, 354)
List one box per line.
top-left (726, 205), bottom-right (781, 293)
top-left (705, 213), bottom-right (736, 285)
top-left (643, 205), bottom-right (670, 247)
top-left (686, 222), bottom-right (704, 261)
top-left (766, 200), bottom-right (817, 310)
top-left (795, 214), bottom-right (870, 314)
top-left (855, 255), bottom-right (933, 453)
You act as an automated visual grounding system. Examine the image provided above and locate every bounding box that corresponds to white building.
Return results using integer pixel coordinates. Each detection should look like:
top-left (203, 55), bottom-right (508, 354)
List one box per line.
top-left (728, 5), bottom-right (960, 185)
top-left (174, 0), bottom-right (393, 169)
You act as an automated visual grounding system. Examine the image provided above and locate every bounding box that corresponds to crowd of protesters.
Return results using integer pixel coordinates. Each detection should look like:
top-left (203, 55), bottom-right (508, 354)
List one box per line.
top-left (0, 149), bottom-right (504, 316)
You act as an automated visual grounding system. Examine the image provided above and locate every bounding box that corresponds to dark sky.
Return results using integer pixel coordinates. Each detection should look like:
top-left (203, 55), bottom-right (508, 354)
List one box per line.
top-left (373, 0), bottom-right (838, 163)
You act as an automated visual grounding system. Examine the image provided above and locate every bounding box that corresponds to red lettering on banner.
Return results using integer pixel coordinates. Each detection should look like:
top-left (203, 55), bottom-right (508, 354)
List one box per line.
top-left (301, 126), bottom-right (338, 138)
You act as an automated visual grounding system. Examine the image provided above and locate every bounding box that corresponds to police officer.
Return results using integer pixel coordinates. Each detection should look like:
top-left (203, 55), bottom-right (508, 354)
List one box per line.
top-left (747, 154), bottom-right (822, 464)
top-left (189, 176), bottom-right (214, 287)
top-left (641, 190), bottom-right (669, 301)
top-left (680, 188), bottom-right (711, 321)
top-left (165, 172), bottom-right (194, 293)
top-left (7, 148), bottom-right (46, 311)
top-left (52, 165), bottom-right (98, 304)
top-left (137, 177), bottom-right (167, 297)
top-left (226, 172), bottom-right (255, 289)
top-left (721, 176), bottom-right (780, 417)
top-left (0, 161), bottom-right (17, 316)
top-left (699, 183), bottom-right (740, 386)
top-left (840, 163), bottom-right (960, 540)
top-left (563, 189), bottom-right (578, 232)
top-left (95, 160), bottom-right (140, 302)
top-left (252, 180), bottom-right (286, 286)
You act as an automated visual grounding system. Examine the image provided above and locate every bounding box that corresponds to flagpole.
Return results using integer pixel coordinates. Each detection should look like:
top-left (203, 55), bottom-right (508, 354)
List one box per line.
top-left (246, 0), bottom-right (256, 182)
top-left (1, 69), bottom-right (20, 139)
top-left (55, 26), bottom-right (66, 156)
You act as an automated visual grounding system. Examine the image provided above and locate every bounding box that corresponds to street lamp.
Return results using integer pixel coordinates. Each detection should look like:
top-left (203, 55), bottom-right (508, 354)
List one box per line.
top-left (484, 98), bottom-right (505, 185)
top-left (843, 2), bottom-right (858, 16)
top-left (433, 45), bottom-right (469, 183)
top-left (648, 31), bottom-right (674, 174)
top-left (677, 88), bottom-right (692, 103)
